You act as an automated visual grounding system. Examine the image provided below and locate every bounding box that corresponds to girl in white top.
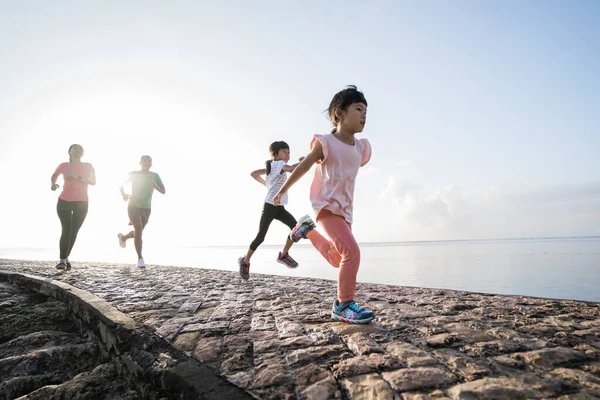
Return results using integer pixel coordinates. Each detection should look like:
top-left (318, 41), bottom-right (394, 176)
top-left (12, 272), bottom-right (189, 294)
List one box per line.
top-left (238, 141), bottom-right (304, 279)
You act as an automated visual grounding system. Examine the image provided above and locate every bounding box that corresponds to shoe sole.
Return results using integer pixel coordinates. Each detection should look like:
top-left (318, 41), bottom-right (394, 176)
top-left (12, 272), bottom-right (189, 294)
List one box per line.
top-left (117, 234), bottom-right (126, 248)
top-left (331, 313), bottom-right (374, 324)
top-left (289, 215), bottom-right (315, 243)
top-left (276, 259), bottom-right (298, 269)
top-left (297, 215), bottom-right (313, 225)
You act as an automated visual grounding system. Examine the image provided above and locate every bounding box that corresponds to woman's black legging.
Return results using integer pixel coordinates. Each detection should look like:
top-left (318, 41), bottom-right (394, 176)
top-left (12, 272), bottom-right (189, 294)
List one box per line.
top-left (57, 199), bottom-right (89, 259)
top-left (250, 203), bottom-right (297, 251)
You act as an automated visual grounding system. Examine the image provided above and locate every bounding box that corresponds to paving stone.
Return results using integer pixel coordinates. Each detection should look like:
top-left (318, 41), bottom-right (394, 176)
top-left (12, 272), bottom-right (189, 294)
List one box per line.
top-left (446, 374), bottom-right (568, 399)
top-left (294, 364), bottom-right (332, 392)
top-left (178, 299), bottom-right (202, 314)
top-left (275, 318), bottom-right (305, 339)
top-left (333, 353), bottom-right (402, 378)
top-left (156, 316), bottom-right (196, 340)
top-left (340, 373), bottom-right (397, 399)
top-left (443, 323), bottom-right (495, 343)
top-left (251, 313), bottom-right (276, 331)
top-left (286, 344), bottom-right (349, 367)
top-left (1, 259), bottom-right (599, 399)
top-left (511, 347), bottom-right (590, 369)
top-left (172, 331), bottom-right (201, 352)
top-left (385, 343), bottom-right (438, 367)
top-left (299, 376), bottom-right (341, 400)
top-left (548, 368), bottom-right (600, 395)
top-left (180, 320), bottom-right (229, 334)
top-left (433, 348), bottom-right (492, 380)
top-left (344, 332), bottom-right (385, 356)
top-left (193, 336), bottom-right (222, 362)
top-left (307, 326), bottom-right (342, 346)
top-left (251, 357), bottom-right (290, 389)
top-left (462, 339), bottom-right (527, 357)
top-left (382, 367), bottom-right (458, 392)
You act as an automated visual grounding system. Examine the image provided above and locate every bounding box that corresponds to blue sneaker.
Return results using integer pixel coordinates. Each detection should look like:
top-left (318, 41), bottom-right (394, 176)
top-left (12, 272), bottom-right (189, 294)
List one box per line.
top-left (289, 215), bottom-right (316, 243)
top-left (331, 299), bottom-right (375, 324)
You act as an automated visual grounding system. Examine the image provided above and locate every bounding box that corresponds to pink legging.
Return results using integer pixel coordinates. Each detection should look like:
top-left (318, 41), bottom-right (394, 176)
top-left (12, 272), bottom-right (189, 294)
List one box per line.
top-left (306, 209), bottom-right (360, 303)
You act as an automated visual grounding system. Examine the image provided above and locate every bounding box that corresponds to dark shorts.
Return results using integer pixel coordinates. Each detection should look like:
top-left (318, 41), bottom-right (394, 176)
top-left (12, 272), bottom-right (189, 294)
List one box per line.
top-left (128, 204), bottom-right (151, 228)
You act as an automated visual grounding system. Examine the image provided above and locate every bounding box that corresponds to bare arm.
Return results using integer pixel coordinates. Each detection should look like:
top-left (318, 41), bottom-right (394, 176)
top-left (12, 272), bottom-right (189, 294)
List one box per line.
top-left (251, 168), bottom-right (266, 186)
top-left (83, 165), bottom-right (96, 186)
top-left (274, 143), bottom-right (323, 205)
top-left (50, 170), bottom-right (61, 191)
top-left (281, 156), bottom-right (305, 173)
top-left (119, 175), bottom-right (131, 201)
top-left (155, 184), bottom-right (166, 194)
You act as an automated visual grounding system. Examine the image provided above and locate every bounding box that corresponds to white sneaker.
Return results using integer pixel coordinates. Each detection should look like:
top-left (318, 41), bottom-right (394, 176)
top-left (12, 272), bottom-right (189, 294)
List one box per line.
top-left (117, 233), bottom-right (126, 248)
top-left (137, 258), bottom-right (146, 268)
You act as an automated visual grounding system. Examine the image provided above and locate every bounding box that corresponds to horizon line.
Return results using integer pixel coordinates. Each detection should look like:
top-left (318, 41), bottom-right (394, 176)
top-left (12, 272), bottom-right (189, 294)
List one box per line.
top-left (183, 234), bottom-right (600, 248)
top-left (2, 235), bottom-right (599, 252)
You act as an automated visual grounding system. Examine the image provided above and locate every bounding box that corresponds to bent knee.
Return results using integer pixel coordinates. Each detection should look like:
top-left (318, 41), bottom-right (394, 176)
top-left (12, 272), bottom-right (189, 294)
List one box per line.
top-left (341, 245), bottom-right (360, 262)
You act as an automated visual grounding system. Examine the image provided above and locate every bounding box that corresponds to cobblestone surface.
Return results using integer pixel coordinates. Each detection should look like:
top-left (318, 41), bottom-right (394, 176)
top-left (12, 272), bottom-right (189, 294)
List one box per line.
top-left (1, 259), bottom-right (599, 399)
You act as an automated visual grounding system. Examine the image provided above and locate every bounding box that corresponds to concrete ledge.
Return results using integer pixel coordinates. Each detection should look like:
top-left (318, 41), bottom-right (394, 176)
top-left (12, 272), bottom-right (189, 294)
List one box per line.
top-left (0, 270), bottom-right (253, 400)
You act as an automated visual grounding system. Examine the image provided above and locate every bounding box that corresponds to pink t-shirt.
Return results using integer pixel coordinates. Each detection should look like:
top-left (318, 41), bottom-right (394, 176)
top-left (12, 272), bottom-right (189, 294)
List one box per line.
top-left (55, 162), bottom-right (94, 202)
top-left (309, 134), bottom-right (371, 224)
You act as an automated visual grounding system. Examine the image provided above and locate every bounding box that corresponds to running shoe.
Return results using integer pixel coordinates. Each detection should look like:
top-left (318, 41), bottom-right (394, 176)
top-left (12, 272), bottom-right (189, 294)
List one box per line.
top-left (331, 299), bottom-right (375, 324)
top-left (289, 215), bottom-right (316, 243)
top-left (277, 252), bottom-right (298, 268)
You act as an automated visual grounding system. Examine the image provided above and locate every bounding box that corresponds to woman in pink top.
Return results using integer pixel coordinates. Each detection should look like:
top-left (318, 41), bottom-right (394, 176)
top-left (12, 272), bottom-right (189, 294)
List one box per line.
top-left (274, 86), bottom-right (374, 324)
top-left (50, 144), bottom-right (96, 270)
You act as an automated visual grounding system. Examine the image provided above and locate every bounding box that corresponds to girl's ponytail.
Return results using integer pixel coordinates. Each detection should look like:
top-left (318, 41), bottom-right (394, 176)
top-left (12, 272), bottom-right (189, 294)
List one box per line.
top-left (265, 159), bottom-right (273, 175)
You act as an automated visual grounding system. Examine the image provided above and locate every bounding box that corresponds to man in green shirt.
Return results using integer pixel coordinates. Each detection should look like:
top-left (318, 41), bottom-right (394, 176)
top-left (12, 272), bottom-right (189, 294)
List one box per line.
top-left (118, 155), bottom-right (166, 268)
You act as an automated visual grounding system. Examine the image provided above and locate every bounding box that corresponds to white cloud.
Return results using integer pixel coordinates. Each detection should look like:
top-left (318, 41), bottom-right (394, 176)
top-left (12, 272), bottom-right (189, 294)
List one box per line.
top-left (381, 176), bottom-right (423, 207)
top-left (380, 174), bottom-right (600, 239)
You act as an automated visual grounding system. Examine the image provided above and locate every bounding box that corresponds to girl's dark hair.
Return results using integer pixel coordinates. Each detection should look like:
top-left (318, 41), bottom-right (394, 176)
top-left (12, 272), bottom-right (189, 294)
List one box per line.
top-left (265, 141), bottom-right (289, 175)
top-left (327, 85), bottom-right (367, 133)
top-left (68, 144), bottom-right (82, 162)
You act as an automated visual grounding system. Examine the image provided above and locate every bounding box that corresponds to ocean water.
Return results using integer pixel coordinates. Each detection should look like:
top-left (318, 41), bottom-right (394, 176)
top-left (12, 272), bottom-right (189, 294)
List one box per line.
top-left (1, 237), bottom-right (599, 302)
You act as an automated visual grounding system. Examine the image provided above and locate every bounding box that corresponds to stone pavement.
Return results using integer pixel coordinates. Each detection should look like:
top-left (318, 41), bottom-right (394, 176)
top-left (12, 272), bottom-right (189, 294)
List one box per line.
top-left (1, 259), bottom-right (599, 399)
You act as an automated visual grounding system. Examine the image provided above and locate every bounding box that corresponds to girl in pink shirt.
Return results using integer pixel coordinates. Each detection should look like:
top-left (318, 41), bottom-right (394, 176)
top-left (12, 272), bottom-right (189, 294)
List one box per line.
top-left (50, 144), bottom-right (96, 270)
top-left (274, 86), bottom-right (374, 324)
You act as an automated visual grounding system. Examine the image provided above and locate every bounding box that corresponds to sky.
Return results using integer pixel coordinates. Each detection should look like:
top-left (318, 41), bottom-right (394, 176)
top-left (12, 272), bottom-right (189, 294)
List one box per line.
top-left (0, 0), bottom-right (599, 256)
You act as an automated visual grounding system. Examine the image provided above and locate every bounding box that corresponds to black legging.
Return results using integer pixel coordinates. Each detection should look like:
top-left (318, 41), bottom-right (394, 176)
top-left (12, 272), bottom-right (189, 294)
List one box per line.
top-left (250, 203), bottom-right (297, 251)
top-left (57, 199), bottom-right (89, 259)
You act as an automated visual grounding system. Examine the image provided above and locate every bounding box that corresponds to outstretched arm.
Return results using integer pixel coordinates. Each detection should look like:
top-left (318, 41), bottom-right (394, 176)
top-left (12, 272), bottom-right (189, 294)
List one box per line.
top-left (251, 168), bottom-right (267, 186)
top-left (273, 143), bottom-right (323, 205)
top-left (281, 156), bottom-right (306, 173)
